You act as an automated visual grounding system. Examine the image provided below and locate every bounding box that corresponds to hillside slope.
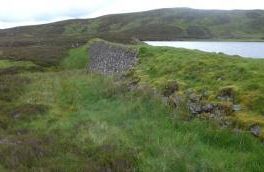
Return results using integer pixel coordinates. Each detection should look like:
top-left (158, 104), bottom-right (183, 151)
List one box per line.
top-left (0, 43), bottom-right (264, 171)
top-left (1, 8), bottom-right (264, 65)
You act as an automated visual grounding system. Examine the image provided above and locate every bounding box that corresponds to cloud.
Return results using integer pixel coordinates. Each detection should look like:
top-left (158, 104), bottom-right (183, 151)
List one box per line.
top-left (91, 0), bottom-right (264, 17)
top-left (0, 0), bottom-right (109, 22)
top-left (0, 0), bottom-right (263, 29)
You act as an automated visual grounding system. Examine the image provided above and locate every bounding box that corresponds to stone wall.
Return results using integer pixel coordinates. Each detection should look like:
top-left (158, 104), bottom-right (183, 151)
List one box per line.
top-left (88, 40), bottom-right (138, 75)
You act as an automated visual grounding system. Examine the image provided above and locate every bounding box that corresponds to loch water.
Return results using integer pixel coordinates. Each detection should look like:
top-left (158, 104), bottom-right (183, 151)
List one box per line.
top-left (145, 41), bottom-right (264, 58)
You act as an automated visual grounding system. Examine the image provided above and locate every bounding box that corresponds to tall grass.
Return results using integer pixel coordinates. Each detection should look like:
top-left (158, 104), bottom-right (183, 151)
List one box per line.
top-left (0, 68), bottom-right (263, 171)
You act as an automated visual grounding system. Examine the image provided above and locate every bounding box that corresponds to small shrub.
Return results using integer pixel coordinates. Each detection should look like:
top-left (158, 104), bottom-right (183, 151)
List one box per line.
top-left (217, 86), bottom-right (238, 102)
top-left (162, 80), bottom-right (179, 97)
top-left (216, 102), bottom-right (234, 116)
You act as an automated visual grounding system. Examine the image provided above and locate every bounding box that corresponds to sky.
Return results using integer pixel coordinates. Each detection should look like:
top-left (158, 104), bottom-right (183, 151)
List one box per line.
top-left (0, 0), bottom-right (263, 29)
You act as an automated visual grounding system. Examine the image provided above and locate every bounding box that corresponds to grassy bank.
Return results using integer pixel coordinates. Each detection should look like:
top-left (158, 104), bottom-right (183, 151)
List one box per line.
top-left (0, 44), bottom-right (264, 171)
top-left (135, 46), bottom-right (264, 136)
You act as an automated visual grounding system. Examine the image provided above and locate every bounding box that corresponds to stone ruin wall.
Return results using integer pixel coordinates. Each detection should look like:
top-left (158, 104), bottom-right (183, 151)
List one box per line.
top-left (88, 41), bottom-right (138, 75)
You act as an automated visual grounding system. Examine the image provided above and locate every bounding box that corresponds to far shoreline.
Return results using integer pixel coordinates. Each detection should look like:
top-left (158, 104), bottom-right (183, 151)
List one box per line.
top-left (142, 38), bottom-right (264, 42)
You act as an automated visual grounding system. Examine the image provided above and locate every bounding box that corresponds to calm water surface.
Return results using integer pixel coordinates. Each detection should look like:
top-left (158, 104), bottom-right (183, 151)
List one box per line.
top-left (145, 41), bottom-right (264, 58)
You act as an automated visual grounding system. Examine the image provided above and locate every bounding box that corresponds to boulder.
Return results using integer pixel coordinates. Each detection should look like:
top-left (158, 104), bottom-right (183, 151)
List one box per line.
top-left (250, 124), bottom-right (261, 137)
top-left (233, 104), bottom-right (241, 112)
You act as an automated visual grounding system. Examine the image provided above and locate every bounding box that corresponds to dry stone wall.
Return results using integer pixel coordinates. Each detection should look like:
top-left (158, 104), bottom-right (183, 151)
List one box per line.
top-left (88, 41), bottom-right (138, 75)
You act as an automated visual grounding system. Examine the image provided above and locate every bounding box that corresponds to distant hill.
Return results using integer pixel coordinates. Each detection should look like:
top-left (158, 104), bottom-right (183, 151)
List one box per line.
top-left (1, 8), bottom-right (264, 65)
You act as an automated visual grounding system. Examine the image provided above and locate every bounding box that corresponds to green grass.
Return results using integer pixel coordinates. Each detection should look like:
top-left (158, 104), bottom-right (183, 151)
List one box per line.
top-left (61, 46), bottom-right (89, 70)
top-left (0, 60), bottom-right (37, 69)
top-left (0, 45), bottom-right (264, 171)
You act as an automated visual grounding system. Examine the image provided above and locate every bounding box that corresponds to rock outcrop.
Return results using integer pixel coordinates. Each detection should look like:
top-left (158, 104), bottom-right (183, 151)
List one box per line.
top-left (89, 40), bottom-right (138, 75)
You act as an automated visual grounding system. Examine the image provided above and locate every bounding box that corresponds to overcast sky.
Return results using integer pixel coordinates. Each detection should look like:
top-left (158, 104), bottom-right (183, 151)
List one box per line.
top-left (0, 0), bottom-right (263, 29)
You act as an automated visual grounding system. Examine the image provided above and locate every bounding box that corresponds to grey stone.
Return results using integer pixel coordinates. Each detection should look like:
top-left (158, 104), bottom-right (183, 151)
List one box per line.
top-left (250, 124), bottom-right (261, 137)
top-left (202, 104), bottom-right (214, 113)
top-left (0, 139), bottom-right (21, 145)
top-left (188, 93), bottom-right (201, 102)
top-left (233, 104), bottom-right (241, 112)
top-left (188, 102), bottom-right (202, 114)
